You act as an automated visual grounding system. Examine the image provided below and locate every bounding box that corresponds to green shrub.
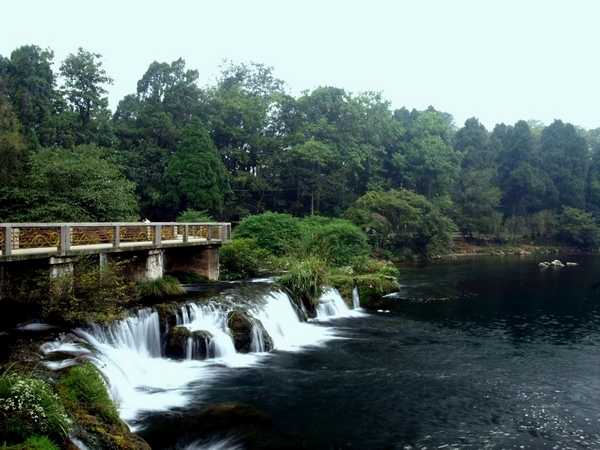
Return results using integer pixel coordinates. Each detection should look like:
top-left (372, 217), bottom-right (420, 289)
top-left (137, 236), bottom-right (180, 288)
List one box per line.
top-left (58, 363), bottom-right (119, 425)
top-left (0, 373), bottom-right (70, 444)
top-left (279, 258), bottom-right (328, 309)
top-left (5, 435), bottom-right (60, 450)
top-left (329, 258), bottom-right (400, 306)
top-left (234, 212), bottom-right (302, 256)
top-left (556, 207), bottom-right (600, 249)
top-left (303, 220), bottom-right (369, 266)
top-left (137, 275), bottom-right (185, 299)
top-left (220, 238), bottom-right (273, 280)
top-left (176, 209), bottom-right (213, 222)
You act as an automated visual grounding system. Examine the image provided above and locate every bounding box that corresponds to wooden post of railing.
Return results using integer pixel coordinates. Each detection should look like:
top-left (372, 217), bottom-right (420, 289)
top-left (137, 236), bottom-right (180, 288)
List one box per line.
top-left (59, 225), bottom-right (70, 255)
top-left (154, 224), bottom-right (162, 246)
top-left (3, 226), bottom-right (12, 256)
top-left (113, 225), bottom-right (120, 249)
top-left (183, 225), bottom-right (189, 243)
top-left (207, 224), bottom-right (213, 242)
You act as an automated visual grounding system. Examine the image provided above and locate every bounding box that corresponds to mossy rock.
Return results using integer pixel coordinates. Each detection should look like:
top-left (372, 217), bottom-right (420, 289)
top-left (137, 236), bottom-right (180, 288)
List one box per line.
top-left (164, 326), bottom-right (192, 360)
top-left (227, 310), bottom-right (253, 352)
top-left (227, 311), bottom-right (274, 353)
top-left (251, 320), bottom-right (274, 352)
top-left (58, 363), bottom-right (151, 450)
top-left (188, 330), bottom-right (213, 360)
top-left (153, 303), bottom-right (179, 334)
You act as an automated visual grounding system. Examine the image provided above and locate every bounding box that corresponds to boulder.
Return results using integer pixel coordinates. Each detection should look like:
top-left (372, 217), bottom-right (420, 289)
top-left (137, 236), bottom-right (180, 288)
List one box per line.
top-left (165, 327), bottom-right (214, 360)
top-left (188, 330), bottom-right (213, 360)
top-left (250, 320), bottom-right (274, 353)
top-left (154, 303), bottom-right (179, 334)
top-left (227, 310), bottom-right (254, 353)
top-left (551, 259), bottom-right (565, 267)
top-left (227, 311), bottom-right (273, 353)
top-left (164, 326), bottom-right (192, 359)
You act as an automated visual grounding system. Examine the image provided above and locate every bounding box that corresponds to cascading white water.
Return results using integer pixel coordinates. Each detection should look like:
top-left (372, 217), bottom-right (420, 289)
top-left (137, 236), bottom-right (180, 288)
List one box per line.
top-left (68, 309), bottom-right (213, 422)
top-left (316, 288), bottom-right (365, 321)
top-left (182, 303), bottom-right (237, 359)
top-left (251, 291), bottom-right (332, 351)
top-left (45, 287), bottom-right (365, 424)
top-left (352, 286), bottom-right (361, 310)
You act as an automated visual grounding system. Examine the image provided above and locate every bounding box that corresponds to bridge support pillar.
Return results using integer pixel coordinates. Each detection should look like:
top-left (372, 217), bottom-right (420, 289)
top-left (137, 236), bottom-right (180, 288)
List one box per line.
top-left (49, 257), bottom-right (75, 279)
top-left (165, 245), bottom-right (220, 281)
top-left (145, 249), bottom-right (164, 280)
top-left (49, 257), bottom-right (75, 296)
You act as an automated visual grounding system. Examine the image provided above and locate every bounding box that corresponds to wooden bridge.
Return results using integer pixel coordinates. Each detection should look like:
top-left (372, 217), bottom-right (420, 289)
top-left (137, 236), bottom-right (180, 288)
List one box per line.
top-left (0, 223), bottom-right (232, 293)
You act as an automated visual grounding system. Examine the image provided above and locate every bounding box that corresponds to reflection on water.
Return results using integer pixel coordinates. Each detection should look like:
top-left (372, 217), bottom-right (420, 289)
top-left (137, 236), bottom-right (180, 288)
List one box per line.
top-left (140, 256), bottom-right (600, 449)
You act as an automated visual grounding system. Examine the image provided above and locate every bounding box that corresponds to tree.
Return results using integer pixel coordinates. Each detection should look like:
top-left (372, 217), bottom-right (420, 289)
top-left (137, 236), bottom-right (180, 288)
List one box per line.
top-left (452, 119), bottom-right (501, 235)
top-left (540, 120), bottom-right (588, 209)
top-left (22, 146), bottom-right (138, 221)
top-left (556, 207), bottom-right (600, 249)
top-left (0, 95), bottom-right (29, 220)
top-left (493, 121), bottom-right (556, 215)
top-left (586, 143), bottom-right (600, 217)
top-left (1, 45), bottom-right (63, 146)
top-left (285, 139), bottom-right (336, 215)
top-left (345, 189), bottom-right (456, 258)
top-left (165, 124), bottom-right (230, 217)
top-left (60, 48), bottom-right (113, 144)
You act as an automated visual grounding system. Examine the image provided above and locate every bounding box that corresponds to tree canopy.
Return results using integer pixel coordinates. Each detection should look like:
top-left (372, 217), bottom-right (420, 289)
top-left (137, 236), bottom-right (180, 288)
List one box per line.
top-left (2, 43), bottom-right (600, 250)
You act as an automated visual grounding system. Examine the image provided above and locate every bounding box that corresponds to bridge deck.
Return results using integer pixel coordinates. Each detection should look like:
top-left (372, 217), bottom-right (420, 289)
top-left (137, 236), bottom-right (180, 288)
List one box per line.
top-left (0, 222), bottom-right (231, 263)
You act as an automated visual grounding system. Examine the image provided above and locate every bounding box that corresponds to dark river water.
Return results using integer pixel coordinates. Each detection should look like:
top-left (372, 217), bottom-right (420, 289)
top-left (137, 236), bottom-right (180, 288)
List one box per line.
top-left (139, 256), bottom-right (600, 450)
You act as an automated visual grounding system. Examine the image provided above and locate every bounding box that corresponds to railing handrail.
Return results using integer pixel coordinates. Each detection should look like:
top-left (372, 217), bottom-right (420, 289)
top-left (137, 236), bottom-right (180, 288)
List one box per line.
top-left (0, 222), bottom-right (231, 227)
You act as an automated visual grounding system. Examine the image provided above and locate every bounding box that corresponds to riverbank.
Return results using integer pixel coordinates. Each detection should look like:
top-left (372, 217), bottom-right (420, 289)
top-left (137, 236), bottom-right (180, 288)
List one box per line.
top-left (437, 238), bottom-right (593, 260)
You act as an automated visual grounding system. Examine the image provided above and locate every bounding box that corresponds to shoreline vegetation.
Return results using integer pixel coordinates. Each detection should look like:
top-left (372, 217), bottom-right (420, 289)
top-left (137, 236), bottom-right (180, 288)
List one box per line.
top-left (3, 44), bottom-right (600, 449)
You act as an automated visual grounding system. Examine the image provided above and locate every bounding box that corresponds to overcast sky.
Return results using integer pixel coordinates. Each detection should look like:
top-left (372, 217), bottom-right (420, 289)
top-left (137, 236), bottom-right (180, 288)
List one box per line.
top-left (2, 0), bottom-right (599, 130)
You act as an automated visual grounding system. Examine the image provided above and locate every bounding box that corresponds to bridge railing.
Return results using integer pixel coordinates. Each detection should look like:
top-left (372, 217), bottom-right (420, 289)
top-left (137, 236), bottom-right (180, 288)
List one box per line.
top-left (0, 222), bottom-right (232, 257)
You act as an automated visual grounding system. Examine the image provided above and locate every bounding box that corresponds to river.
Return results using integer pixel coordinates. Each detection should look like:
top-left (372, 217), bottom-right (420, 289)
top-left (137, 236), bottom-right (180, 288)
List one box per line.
top-left (48, 256), bottom-right (600, 449)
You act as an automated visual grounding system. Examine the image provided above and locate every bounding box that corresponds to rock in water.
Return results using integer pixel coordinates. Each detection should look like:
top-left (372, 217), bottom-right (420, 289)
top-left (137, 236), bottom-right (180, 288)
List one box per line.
top-left (188, 330), bottom-right (213, 359)
top-left (165, 327), bottom-right (214, 360)
top-left (566, 262), bottom-right (579, 266)
top-left (250, 319), bottom-right (274, 353)
top-left (227, 310), bottom-right (254, 353)
top-left (164, 326), bottom-right (192, 359)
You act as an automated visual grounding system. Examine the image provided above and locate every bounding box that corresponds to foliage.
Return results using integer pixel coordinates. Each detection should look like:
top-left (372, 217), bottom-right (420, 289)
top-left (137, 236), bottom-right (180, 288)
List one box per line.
top-left (165, 123), bottom-right (230, 217)
top-left (42, 258), bottom-right (136, 325)
top-left (19, 146), bottom-right (139, 222)
top-left (0, 373), bottom-right (70, 444)
top-left (137, 276), bottom-right (185, 299)
top-left (301, 219), bottom-right (370, 266)
top-left (3, 45), bottom-right (600, 252)
top-left (234, 212), bottom-right (302, 256)
top-left (345, 189), bottom-right (456, 259)
top-left (556, 207), bottom-right (600, 249)
top-left (329, 258), bottom-right (400, 307)
top-left (176, 209), bottom-right (213, 222)
top-left (4, 435), bottom-right (59, 450)
top-left (57, 363), bottom-right (119, 424)
top-left (279, 258), bottom-right (328, 307)
top-left (220, 238), bottom-right (273, 280)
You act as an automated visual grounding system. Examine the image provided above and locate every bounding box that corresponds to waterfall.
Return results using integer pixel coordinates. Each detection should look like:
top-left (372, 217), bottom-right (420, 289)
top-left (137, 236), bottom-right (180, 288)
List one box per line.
top-left (352, 286), bottom-right (361, 310)
top-left (182, 303), bottom-right (237, 359)
top-left (316, 288), bottom-right (365, 321)
top-left (43, 286), bottom-right (365, 424)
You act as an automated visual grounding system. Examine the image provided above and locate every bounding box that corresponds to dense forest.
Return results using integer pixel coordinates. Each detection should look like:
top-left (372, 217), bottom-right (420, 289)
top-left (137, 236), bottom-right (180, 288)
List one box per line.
top-left (2, 45), bottom-right (600, 251)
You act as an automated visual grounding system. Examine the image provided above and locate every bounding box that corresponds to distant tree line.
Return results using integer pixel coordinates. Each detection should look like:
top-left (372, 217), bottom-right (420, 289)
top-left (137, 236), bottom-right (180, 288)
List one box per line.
top-left (2, 45), bottom-right (600, 249)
